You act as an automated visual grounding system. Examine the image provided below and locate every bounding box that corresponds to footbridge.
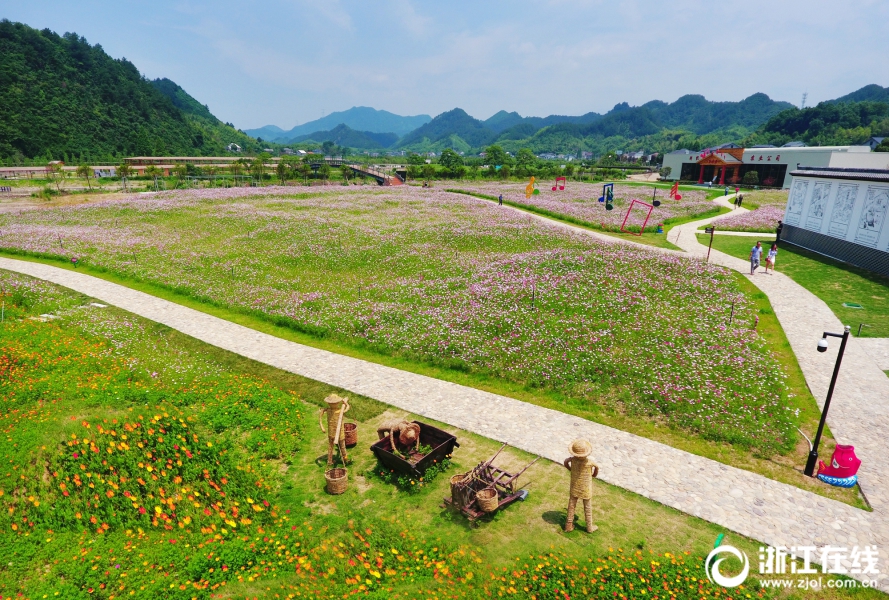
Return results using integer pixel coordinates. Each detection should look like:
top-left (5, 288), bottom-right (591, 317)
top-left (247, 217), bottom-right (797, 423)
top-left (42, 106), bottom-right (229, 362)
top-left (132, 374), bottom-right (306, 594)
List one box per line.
top-left (312, 158), bottom-right (403, 186)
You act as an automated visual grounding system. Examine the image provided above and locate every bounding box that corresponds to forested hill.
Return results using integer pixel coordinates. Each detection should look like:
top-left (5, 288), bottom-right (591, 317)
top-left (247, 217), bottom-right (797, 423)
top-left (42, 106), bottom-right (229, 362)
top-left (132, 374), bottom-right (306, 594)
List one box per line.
top-left (743, 100), bottom-right (889, 147)
top-left (0, 20), bottom-right (260, 161)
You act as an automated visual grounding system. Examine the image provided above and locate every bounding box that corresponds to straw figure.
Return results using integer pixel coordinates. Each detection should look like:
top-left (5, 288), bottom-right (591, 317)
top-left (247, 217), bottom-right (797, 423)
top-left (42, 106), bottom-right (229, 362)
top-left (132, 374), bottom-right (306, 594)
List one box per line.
top-left (376, 420), bottom-right (420, 457)
top-left (319, 394), bottom-right (351, 466)
top-left (563, 439), bottom-right (599, 533)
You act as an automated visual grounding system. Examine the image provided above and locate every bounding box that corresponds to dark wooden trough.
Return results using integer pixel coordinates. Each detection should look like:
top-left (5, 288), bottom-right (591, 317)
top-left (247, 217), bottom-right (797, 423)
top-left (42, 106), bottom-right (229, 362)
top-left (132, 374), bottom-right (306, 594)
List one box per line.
top-left (370, 421), bottom-right (458, 479)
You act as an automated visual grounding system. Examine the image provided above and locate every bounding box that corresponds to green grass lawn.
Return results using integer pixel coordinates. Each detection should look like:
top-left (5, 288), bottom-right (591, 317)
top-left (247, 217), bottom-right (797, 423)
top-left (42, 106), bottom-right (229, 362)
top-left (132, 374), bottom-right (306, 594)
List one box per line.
top-left (0, 269), bottom-right (878, 599)
top-left (702, 235), bottom-right (889, 337)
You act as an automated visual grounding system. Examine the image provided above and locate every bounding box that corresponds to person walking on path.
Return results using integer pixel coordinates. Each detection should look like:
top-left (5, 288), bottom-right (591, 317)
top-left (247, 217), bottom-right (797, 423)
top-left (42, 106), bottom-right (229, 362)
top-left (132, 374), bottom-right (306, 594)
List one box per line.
top-left (563, 439), bottom-right (599, 533)
top-left (724, 186), bottom-right (729, 196)
top-left (498, 194), bottom-right (503, 206)
top-left (737, 194), bottom-right (743, 209)
top-left (764, 243), bottom-right (778, 274)
top-left (749, 241), bottom-right (763, 275)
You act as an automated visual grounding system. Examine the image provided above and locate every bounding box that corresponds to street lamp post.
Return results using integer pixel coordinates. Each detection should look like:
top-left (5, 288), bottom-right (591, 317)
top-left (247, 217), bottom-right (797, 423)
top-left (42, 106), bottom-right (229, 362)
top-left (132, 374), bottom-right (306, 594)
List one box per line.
top-left (804, 325), bottom-right (851, 477)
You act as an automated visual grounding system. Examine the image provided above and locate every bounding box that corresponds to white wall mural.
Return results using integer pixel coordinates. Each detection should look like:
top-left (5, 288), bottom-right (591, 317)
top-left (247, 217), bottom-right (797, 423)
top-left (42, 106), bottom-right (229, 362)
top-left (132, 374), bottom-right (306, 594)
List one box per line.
top-left (854, 186), bottom-right (889, 248)
top-left (785, 180), bottom-right (807, 225)
top-left (805, 182), bottom-right (831, 231)
top-left (828, 184), bottom-right (858, 238)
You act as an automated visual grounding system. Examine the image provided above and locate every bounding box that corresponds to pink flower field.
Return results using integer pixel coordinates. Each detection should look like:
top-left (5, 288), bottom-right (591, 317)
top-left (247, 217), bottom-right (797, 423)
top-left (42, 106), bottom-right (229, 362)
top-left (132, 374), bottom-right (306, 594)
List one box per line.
top-left (447, 181), bottom-right (719, 232)
top-left (0, 186), bottom-right (796, 453)
top-left (715, 205), bottom-right (785, 232)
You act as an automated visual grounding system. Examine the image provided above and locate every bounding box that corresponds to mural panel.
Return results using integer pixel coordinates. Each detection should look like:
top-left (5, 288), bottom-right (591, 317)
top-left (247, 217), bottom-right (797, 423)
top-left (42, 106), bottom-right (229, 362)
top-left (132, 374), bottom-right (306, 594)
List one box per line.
top-left (785, 180), bottom-right (807, 225)
top-left (828, 184), bottom-right (858, 238)
top-left (854, 186), bottom-right (889, 248)
top-left (805, 182), bottom-right (831, 231)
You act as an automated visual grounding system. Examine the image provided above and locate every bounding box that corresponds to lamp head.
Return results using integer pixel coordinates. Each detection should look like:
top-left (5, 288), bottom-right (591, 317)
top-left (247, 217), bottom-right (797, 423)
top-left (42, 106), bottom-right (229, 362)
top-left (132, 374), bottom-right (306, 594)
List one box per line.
top-left (817, 337), bottom-right (829, 353)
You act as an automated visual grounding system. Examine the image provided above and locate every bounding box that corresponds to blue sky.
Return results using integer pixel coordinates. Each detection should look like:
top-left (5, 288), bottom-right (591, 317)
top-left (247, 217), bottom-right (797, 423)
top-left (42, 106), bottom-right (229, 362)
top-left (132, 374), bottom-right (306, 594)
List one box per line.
top-left (3, 1), bottom-right (888, 130)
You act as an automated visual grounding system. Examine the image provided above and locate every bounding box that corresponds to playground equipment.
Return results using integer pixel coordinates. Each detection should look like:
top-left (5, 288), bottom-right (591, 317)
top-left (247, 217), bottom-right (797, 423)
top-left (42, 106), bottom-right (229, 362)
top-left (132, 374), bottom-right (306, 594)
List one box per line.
top-left (669, 181), bottom-right (682, 200)
top-left (525, 176), bottom-right (540, 199)
top-left (620, 199), bottom-right (655, 236)
top-left (598, 183), bottom-right (614, 210)
top-left (552, 176), bottom-right (566, 191)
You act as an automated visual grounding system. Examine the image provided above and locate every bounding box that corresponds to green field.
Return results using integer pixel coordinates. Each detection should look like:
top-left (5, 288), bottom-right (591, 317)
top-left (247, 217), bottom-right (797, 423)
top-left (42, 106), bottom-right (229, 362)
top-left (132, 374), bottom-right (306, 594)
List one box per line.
top-left (703, 235), bottom-right (889, 337)
top-left (0, 187), bottom-right (869, 506)
top-left (0, 269), bottom-right (879, 599)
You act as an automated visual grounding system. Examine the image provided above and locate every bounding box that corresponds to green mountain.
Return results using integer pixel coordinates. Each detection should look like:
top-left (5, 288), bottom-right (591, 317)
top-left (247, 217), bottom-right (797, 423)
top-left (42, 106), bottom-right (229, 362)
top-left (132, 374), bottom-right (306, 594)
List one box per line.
top-left (830, 84), bottom-right (889, 104)
top-left (0, 20), bottom-right (262, 161)
top-left (393, 93), bottom-right (794, 156)
top-left (150, 77), bottom-right (215, 120)
top-left (396, 108), bottom-right (497, 151)
top-left (245, 106), bottom-right (431, 141)
top-left (743, 100), bottom-right (889, 147)
top-left (287, 124), bottom-right (398, 149)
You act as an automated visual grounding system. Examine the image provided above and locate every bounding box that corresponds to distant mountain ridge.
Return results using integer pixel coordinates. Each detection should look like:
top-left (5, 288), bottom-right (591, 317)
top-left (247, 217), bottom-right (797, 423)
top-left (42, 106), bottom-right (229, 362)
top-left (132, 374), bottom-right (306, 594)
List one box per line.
top-left (287, 124), bottom-right (398, 149)
top-left (245, 106), bottom-right (431, 141)
top-left (390, 93), bottom-right (796, 154)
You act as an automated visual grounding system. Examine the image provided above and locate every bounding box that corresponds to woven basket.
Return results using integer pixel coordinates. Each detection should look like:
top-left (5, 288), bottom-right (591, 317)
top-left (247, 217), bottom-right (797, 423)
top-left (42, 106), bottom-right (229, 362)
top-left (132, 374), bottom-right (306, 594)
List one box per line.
top-left (476, 487), bottom-right (499, 513)
top-left (343, 422), bottom-right (358, 447)
top-left (325, 468), bottom-right (348, 495)
top-left (450, 472), bottom-right (470, 505)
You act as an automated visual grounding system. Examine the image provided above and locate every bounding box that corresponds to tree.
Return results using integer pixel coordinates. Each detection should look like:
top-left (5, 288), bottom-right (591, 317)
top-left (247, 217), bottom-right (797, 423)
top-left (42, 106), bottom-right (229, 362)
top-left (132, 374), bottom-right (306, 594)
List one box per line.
top-left (117, 163), bottom-right (132, 191)
top-left (319, 162), bottom-right (331, 182)
top-left (498, 164), bottom-right (511, 180)
top-left (76, 163), bottom-right (93, 190)
top-left (658, 166), bottom-right (672, 179)
top-left (340, 164), bottom-right (353, 183)
top-left (45, 162), bottom-right (64, 191)
top-left (251, 154), bottom-right (269, 182)
top-left (876, 139), bottom-right (889, 152)
top-left (321, 141), bottom-right (336, 156)
top-left (276, 160), bottom-right (289, 185)
top-left (439, 148), bottom-right (463, 174)
top-left (421, 164), bottom-right (436, 181)
top-left (742, 171), bottom-right (759, 186)
top-left (407, 153), bottom-right (425, 166)
top-left (298, 160), bottom-right (312, 184)
top-left (515, 148), bottom-right (536, 170)
top-left (484, 145), bottom-right (510, 167)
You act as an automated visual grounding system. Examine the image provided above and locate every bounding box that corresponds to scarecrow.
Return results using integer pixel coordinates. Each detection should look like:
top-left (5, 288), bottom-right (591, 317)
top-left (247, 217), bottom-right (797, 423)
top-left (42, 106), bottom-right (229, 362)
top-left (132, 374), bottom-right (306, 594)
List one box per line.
top-left (563, 439), bottom-right (599, 533)
top-left (376, 420), bottom-right (420, 457)
top-left (319, 394), bottom-right (351, 466)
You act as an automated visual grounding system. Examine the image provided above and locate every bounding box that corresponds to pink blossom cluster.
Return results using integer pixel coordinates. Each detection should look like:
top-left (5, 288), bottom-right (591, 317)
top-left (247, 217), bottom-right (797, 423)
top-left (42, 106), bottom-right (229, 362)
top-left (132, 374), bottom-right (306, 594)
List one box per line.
top-left (715, 206), bottom-right (785, 233)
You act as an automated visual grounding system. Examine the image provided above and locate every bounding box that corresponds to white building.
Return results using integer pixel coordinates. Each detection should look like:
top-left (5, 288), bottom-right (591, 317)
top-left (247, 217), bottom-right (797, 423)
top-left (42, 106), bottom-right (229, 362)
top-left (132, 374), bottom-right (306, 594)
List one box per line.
top-left (780, 166), bottom-right (889, 276)
top-left (662, 144), bottom-right (883, 188)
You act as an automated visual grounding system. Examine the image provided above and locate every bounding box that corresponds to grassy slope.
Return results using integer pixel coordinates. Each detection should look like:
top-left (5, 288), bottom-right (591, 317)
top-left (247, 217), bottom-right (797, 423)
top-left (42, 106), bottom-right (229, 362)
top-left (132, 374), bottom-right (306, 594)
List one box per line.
top-left (0, 251), bottom-right (865, 508)
top-left (703, 235), bottom-right (889, 338)
top-left (2, 269), bottom-right (877, 599)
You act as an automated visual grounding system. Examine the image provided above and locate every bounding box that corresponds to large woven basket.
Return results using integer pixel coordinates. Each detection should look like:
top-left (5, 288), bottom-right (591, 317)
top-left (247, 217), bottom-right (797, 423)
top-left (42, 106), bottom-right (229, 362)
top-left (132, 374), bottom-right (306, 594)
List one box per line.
top-left (343, 422), bottom-right (358, 447)
top-left (476, 487), bottom-right (498, 513)
top-left (325, 468), bottom-right (348, 495)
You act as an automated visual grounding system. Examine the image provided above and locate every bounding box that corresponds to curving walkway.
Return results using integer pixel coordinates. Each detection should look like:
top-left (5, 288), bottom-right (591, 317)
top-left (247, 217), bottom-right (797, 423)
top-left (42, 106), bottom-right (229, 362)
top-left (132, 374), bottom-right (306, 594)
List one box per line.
top-left (2, 196), bottom-right (888, 588)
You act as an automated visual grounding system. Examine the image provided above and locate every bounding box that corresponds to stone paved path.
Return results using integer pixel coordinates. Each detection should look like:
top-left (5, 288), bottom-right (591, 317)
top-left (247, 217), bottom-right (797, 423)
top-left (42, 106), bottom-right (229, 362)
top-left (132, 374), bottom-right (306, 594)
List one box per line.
top-left (856, 339), bottom-right (889, 371)
top-left (3, 195), bottom-right (888, 588)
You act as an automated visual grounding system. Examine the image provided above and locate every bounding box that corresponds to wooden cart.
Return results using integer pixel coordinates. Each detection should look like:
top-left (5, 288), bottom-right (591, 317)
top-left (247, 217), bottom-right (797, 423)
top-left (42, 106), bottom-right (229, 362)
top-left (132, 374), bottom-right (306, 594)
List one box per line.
top-left (443, 444), bottom-right (539, 522)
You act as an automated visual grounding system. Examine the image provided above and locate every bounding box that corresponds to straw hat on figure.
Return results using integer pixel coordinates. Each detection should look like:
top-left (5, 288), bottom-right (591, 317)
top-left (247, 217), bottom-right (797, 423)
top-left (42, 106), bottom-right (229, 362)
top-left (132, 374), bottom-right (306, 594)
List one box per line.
top-left (563, 439), bottom-right (599, 533)
top-left (319, 394), bottom-right (351, 466)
